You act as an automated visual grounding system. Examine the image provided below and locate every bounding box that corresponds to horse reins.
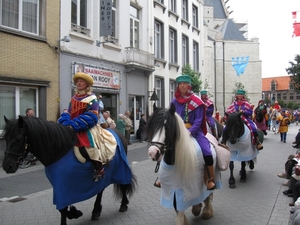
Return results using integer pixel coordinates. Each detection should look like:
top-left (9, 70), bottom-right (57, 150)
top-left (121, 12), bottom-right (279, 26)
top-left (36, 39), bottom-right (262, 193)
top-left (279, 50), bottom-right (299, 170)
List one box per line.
top-left (5, 134), bottom-right (29, 163)
top-left (149, 141), bottom-right (166, 173)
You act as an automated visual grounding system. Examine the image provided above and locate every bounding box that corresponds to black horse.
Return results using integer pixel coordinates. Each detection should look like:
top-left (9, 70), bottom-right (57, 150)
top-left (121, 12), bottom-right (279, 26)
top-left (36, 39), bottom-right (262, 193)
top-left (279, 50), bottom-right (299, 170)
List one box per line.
top-left (221, 112), bottom-right (262, 189)
top-left (2, 116), bottom-right (136, 225)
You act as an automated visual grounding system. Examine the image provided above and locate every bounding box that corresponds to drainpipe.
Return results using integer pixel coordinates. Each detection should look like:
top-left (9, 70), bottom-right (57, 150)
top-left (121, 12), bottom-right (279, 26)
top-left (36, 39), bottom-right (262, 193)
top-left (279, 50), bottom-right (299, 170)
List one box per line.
top-left (214, 41), bottom-right (217, 111)
top-left (223, 41), bottom-right (225, 113)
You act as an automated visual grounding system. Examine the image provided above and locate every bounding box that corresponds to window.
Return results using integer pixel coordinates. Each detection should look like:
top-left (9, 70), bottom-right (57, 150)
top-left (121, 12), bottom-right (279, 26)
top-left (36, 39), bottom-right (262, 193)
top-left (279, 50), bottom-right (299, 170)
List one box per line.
top-left (169, 28), bottom-right (177, 63)
top-left (72, 0), bottom-right (87, 27)
top-left (182, 35), bottom-right (189, 65)
top-left (155, 20), bottom-right (164, 59)
top-left (289, 82), bottom-right (294, 90)
top-left (271, 80), bottom-right (277, 91)
top-left (192, 4), bottom-right (198, 28)
top-left (1, 0), bottom-right (45, 36)
top-left (0, 85), bottom-right (38, 130)
top-left (193, 41), bottom-right (199, 71)
top-left (155, 78), bottom-right (163, 108)
top-left (182, 0), bottom-right (188, 21)
top-left (169, 0), bottom-right (176, 13)
top-left (170, 80), bottom-right (175, 103)
top-left (283, 93), bottom-right (286, 100)
top-left (297, 93), bottom-right (300, 100)
top-left (290, 93), bottom-right (294, 100)
top-left (130, 5), bottom-right (139, 48)
top-left (277, 93), bottom-right (281, 100)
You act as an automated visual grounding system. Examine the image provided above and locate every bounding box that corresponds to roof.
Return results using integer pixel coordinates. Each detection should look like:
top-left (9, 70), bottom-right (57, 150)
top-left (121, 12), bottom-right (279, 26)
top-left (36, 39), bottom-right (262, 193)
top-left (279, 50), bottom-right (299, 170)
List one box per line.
top-left (210, 0), bottom-right (227, 19)
top-left (218, 19), bottom-right (247, 41)
top-left (204, 0), bottom-right (214, 7)
top-left (262, 76), bottom-right (291, 91)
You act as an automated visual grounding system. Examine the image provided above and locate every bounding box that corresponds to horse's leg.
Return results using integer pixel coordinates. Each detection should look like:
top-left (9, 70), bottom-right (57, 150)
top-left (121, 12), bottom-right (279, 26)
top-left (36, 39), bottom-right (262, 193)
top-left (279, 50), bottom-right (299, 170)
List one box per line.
top-left (191, 202), bottom-right (202, 216)
top-left (173, 194), bottom-right (188, 225)
top-left (91, 190), bottom-right (103, 220)
top-left (119, 184), bottom-right (130, 212)
top-left (249, 159), bottom-right (254, 170)
top-left (240, 161), bottom-right (247, 182)
top-left (59, 205), bottom-right (83, 225)
top-left (202, 193), bottom-right (213, 219)
top-left (229, 161), bottom-right (236, 188)
top-left (176, 211), bottom-right (188, 225)
top-left (59, 207), bottom-right (68, 225)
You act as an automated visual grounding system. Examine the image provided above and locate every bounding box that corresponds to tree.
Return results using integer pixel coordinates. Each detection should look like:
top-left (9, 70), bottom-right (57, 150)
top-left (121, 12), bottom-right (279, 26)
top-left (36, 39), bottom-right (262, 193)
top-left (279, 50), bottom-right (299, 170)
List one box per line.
top-left (286, 54), bottom-right (300, 92)
top-left (182, 64), bottom-right (202, 93)
top-left (286, 102), bottom-right (299, 110)
top-left (203, 79), bottom-right (213, 98)
top-left (231, 82), bottom-right (250, 102)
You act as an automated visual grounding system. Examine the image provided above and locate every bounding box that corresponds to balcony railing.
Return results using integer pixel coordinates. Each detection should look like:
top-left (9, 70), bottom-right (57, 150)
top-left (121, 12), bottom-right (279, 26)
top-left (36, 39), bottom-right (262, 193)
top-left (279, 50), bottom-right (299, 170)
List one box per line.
top-left (71, 23), bottom-right (91, 37)
top-left (125, 47), bottom-right (155, 72)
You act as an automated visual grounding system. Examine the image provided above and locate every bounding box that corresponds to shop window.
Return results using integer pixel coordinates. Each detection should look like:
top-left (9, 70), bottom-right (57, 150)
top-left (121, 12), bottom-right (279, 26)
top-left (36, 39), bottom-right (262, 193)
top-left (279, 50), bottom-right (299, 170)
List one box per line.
top-left (0, 85), bottom-right (37, 131)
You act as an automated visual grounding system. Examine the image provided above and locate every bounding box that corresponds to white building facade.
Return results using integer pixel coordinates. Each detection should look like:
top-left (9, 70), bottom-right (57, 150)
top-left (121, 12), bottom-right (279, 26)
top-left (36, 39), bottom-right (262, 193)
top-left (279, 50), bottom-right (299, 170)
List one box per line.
top-left (59, 0), bottom-right (154, 133)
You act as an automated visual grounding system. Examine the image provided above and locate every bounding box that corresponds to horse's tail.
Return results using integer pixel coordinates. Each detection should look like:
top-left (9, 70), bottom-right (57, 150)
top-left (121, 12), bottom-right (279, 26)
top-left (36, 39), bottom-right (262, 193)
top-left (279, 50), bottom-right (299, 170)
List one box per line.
top-left (113, 173), bottom-right (137, 199)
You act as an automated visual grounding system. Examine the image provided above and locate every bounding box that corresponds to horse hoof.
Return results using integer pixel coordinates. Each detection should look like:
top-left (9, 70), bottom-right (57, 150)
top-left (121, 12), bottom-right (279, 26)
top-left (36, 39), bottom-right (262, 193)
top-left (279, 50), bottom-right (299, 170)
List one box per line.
top-left (229, 184), bottom-right (236, 189)
top-left (119, 204), bottom-right (128, 212)
top-left (67, 206), bottom-right (83, 220)
top-left (91, 205), bottom-right (102, 220)
top-left (240, 179), bottom-right (246, 183)
top-left (202, 210), bottom-right (213, 220)
top-left (191, 203), bottom-right (202, 216)
top-left (249, 160), bottom-right (254, 170)
top-left (91, 211), bottom-right (101, 220)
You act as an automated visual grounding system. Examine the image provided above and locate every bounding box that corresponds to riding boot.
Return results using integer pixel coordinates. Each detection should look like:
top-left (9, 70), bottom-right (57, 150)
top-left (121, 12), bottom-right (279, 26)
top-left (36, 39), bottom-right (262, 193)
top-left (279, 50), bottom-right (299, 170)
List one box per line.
top-left (204, 165), bottom-right (216, 190)
top-left (211, 127), bottom-right (217, 139)
top-left (92, 161), bottom-right (105, 181)
top-left (254, 132), bottom-right (263, 150)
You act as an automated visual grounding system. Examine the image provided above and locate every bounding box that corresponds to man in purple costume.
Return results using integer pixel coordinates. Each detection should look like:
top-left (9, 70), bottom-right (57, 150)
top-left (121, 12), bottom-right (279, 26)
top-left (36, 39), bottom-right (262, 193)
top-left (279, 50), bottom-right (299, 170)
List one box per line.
top-left (170, 74), bottom-right (216, 190)
top-left (200, 90), bottom-right (217, 138)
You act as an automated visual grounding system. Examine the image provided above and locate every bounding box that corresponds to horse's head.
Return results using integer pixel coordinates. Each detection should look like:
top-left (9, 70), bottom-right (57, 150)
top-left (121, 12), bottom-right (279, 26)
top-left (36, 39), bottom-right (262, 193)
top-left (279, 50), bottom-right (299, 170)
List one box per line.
top-left (2, 116), bottom-right (29, 173)
top-left (146, 104), bottom-right (178, 163)
top-left (222, 112), bottom-right (244, 144)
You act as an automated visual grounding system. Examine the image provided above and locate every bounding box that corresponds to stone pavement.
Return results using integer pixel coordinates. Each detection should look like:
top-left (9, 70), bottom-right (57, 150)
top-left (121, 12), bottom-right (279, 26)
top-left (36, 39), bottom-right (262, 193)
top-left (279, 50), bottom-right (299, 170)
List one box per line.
top-left (1, 125), bottom-right (300, 225)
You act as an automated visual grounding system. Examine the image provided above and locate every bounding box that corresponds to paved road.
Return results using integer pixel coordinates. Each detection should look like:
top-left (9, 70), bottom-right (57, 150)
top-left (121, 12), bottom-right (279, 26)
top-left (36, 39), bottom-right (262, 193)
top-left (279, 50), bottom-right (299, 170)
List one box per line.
top-left (0, 125), bottom-right (299, 225)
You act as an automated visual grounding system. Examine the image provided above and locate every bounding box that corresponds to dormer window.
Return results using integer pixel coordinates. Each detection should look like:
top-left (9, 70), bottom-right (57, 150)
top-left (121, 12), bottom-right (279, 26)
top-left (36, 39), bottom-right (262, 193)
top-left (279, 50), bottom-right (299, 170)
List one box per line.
top-left (271, 80), bottom-right (277, 91)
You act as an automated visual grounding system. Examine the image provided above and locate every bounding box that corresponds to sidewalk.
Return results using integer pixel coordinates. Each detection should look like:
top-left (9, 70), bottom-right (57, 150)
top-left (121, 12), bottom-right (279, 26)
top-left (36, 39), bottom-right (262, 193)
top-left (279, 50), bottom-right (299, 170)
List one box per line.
top-left (1, 124), bottom-right (300, 224)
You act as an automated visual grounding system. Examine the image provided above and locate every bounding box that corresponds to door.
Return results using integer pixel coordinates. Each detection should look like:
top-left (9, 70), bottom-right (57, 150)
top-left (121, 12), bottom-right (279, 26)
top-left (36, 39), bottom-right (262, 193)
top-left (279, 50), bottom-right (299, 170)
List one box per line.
top-left (128, 96), bottom-right (145, 135)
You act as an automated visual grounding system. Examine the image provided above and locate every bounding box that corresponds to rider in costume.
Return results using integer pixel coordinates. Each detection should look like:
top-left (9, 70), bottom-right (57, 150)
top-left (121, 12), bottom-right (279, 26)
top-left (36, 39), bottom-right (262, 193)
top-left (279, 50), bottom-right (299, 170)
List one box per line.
top-left (170, 75), bottom-right (216, 190)
top-left (226, 89), bottom-right (263, 150)
top-left (200, 90), bottom-right (217, 138)
top-left (58, 72), bottom-right (105, 180)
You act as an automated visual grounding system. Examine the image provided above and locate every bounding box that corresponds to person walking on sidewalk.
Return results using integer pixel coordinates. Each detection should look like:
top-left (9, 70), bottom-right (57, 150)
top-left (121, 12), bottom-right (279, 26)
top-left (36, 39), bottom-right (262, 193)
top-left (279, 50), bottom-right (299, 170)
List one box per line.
top-left (116, 114), bottom-right (126, 136)
top-left (277, 110), bottom-right (290, 143)
top-left (124, 110), bottom-right (133, 145)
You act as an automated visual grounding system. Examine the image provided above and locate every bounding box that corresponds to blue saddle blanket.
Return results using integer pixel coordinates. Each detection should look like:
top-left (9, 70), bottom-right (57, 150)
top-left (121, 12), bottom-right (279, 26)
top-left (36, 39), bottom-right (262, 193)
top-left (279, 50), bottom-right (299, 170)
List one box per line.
top-left (45, 129), bottom-right (132, 210)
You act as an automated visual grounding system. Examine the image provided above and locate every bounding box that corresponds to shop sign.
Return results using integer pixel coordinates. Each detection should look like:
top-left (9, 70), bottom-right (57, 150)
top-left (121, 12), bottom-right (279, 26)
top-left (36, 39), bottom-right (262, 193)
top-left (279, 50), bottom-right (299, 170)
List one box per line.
top-left (74, 64), bottom-right (120, 90)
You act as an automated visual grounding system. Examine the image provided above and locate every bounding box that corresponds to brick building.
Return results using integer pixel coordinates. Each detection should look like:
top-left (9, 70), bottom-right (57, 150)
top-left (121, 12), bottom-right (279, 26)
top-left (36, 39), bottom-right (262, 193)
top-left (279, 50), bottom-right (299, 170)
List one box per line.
top-left (262, 76), bottom-right (300, 107)
top-left (0, 1), bottom-right (60, 128)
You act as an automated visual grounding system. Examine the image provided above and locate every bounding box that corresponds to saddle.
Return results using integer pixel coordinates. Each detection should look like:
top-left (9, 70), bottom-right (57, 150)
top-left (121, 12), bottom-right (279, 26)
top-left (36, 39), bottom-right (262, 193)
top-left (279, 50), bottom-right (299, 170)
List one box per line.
top-left (74, 124), bottom-right (117, 165)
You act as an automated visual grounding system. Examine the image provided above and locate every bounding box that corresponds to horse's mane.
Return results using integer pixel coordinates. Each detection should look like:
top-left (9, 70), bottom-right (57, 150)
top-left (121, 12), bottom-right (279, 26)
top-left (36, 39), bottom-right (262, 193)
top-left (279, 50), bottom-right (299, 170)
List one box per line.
top-left (224, 112), bottom-right (245, 140)
top-left (146, 107), bottom-right (197, 182)
top-left (5, 117), bottom-right (76, 163)
top-left (226, 112), bottom-right (243, 128)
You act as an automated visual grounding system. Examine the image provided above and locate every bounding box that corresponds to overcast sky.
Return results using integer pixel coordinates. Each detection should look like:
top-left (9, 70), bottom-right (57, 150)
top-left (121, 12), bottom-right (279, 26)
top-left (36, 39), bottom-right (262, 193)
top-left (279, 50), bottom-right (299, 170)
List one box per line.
top-left (227, 0), bottom-right (300, 77)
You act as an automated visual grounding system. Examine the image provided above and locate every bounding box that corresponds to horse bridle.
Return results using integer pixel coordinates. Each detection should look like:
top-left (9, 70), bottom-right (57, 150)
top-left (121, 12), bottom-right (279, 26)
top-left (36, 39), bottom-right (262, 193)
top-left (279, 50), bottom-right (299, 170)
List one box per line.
top-left (5, 130), bottom-right (30, 162)
top-left (149, 141), bottom-right (166, 173)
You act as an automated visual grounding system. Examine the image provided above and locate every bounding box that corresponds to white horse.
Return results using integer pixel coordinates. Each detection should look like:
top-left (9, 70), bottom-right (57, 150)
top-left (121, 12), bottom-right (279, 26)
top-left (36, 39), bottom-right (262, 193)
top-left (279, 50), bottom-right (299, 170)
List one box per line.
top-left (146, 104), bottom-right (222, 225)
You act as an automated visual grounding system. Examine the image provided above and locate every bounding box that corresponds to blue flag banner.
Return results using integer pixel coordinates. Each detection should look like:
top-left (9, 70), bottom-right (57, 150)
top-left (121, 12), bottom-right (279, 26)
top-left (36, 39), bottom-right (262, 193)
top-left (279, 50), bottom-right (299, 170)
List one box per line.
top-left (231, 56), bottom-right (249, 76)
